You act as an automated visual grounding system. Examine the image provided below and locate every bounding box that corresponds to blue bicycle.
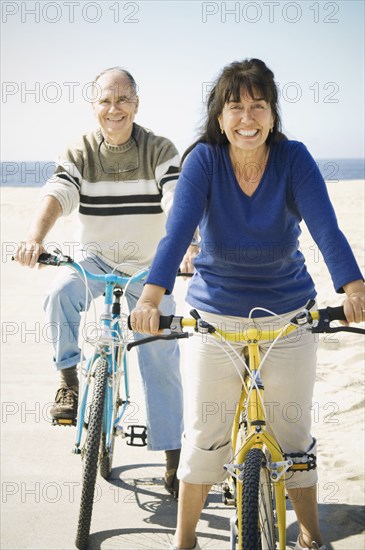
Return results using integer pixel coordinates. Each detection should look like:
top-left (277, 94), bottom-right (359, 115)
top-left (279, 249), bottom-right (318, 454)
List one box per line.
top-left (37, 251), bottom-right (149, 550)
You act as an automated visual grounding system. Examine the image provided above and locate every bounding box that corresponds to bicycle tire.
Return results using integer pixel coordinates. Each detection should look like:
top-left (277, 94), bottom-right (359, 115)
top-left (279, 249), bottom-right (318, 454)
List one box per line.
top-left (240, 448), bottom-right (276, 550)
top-left (99, 387), bottom-right (120, 480)
top-left (75, 358), bottom-right (108, 550)
top-left (100, 344), bottom-right (124, 480)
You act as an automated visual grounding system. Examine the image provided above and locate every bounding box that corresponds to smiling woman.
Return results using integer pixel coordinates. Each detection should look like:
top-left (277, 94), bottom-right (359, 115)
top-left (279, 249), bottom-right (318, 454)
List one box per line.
top-left (130, 57), bottom-right (365, 550)
top-left (211, 61), bottom-right (279, 195)
top-left (218, 94), bottom-right (273, 195)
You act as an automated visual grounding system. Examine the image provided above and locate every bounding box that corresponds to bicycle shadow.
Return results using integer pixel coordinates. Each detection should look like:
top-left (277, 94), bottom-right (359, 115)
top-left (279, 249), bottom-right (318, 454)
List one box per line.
top-left (108, 462), bottom-right (231, 528)
top-left (88, 462), bottom-right (364, 549)
top-left (286, 501), bottom-right (365, 549)
top-left (87, 462), bottom-right (231, 548)
top-left (88, 527), bottom-right (230, 549)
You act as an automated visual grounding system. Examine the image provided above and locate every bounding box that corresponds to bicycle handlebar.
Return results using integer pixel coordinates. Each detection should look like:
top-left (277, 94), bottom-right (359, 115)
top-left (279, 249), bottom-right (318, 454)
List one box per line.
top-left (322, 305), bottom-right (347, 322)
top-left (14, 253), bottom-right (364, 344)
top-left (311, 306), bottom-right (365, 334)
top-left (127, 303), bottom-right (365, 350)
top-left (38, 252), bottom-right (70, 266)
top-left (34, 251), bottom-right (148, 285)
top-left (36, 253), bottom-right (193, 284)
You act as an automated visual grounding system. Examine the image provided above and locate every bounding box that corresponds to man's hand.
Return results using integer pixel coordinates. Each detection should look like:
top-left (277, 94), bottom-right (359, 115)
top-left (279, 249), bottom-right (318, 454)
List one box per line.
top-left (13, 196), bottom-right (62, 268)
top-left (179, 244), bottom-right (199, 278)
top-left (14, 241), bottom-right (45, 268)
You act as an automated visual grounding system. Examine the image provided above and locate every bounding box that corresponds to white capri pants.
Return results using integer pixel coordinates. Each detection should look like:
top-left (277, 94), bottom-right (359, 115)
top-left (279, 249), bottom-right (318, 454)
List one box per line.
top-left (178, 304), bottom-right (318, 489)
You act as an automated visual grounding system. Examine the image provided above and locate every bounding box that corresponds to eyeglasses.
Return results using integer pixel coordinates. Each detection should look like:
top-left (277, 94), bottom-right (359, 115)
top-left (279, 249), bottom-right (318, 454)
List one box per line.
top-left (97, 132), bottom-right (140, 175)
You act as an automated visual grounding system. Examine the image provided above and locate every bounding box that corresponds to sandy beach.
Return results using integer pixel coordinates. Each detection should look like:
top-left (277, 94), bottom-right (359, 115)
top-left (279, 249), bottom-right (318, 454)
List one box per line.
top-left (1, 180), bottom-right (364, 549)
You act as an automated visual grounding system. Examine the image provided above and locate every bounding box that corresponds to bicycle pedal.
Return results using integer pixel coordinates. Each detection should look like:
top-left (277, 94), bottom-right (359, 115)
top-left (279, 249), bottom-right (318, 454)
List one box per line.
top-left (125, 425), bottom-right (147, 447)
top-left (52, 417), bottom-right (77, 427)
top-left (222, 484), bottom-right (235, 506)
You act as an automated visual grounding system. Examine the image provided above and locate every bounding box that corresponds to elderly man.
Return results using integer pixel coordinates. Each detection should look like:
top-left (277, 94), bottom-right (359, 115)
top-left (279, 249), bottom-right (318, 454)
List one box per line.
top-left (15, 67), bottom-right (195, 497)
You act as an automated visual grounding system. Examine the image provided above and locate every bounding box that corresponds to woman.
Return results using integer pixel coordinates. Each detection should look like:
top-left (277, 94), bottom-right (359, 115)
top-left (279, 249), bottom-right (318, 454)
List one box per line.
top-left (131, 59), bottom-right (364, 550)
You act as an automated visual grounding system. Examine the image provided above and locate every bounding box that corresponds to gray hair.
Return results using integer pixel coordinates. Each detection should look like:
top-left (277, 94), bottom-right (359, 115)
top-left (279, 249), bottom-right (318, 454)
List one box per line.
top-left (92, 67), bottom-right (138, 97)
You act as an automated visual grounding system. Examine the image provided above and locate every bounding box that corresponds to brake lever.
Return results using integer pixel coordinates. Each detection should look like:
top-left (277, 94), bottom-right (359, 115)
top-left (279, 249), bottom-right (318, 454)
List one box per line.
top-left (310, 324), bottom-right (365, 335)
top-left (126, 332), bottom-right (191, 351)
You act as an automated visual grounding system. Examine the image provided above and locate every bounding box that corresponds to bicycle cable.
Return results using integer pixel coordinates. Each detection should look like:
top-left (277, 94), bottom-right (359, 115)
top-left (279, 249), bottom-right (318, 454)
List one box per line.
top-left (65, 263), bottom-right (99, 382)
top-left (112, 263), bottom-right (149, 329)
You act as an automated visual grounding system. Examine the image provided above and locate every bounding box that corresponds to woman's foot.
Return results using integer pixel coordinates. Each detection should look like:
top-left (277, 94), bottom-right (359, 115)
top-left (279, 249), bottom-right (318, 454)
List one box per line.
top-left (294, 534), bottom-right (327, 550)
top-left (168, 537), bottom-right (200, 550)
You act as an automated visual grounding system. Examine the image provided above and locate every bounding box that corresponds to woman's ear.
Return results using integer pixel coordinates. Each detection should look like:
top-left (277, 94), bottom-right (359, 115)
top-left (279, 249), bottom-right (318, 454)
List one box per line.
top-left (218, 115), bottom-right (223, 133)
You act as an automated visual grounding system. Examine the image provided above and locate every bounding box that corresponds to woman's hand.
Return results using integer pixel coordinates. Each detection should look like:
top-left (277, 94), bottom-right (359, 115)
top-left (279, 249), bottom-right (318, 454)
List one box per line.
top-left (130, 300), bottom-right (161, 335)
top-left (342, 279), bottom-right (365, 324)
top-left (130, 284), bottom-right (166, 334)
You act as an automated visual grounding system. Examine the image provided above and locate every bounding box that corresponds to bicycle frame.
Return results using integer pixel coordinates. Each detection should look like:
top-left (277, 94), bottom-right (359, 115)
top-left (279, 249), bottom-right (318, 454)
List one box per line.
top-left (33, 251), bottom-right (152, 547)
top-left (130, 302), bottom-right (364, 550)
top-left (63, 263), bottom-right (149, 455)
top-left (213, 321), bottom-right (300, 548)
top-left (183, 310), bottom-right (322, 550)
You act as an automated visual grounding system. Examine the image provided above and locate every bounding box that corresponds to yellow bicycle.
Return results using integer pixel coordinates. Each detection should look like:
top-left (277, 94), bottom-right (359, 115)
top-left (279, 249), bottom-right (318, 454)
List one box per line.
top-left (129, 300), bottom-right (365, 550)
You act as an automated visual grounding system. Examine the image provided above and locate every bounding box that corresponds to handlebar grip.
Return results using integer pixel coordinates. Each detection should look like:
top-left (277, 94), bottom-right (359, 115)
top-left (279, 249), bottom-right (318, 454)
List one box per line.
top-left (127, 314), bottom-right (176, 331)
top-left (324, 305), bottom-right (347, 322)
top-left (37, 253), bottom-right (59, 266)
top-left (158, 315), bottom-right (175, 330)
top-left (177, 269), bottom-right (193, 278)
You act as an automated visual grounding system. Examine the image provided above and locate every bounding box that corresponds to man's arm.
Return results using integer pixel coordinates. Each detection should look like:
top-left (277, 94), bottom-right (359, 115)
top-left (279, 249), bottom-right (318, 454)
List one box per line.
top-left (15, 196), bottom-right (62, 268)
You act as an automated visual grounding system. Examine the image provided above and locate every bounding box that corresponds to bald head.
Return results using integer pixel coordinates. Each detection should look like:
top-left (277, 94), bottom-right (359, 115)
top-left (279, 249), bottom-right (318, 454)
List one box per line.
top-left (92, 67), bottom-right (137, 99)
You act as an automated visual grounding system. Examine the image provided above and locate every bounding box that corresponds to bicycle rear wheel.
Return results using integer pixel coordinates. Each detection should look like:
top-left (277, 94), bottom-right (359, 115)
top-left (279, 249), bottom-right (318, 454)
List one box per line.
top-left (75, 358), bottom-right (108, 550)
top-left (100, 344), bottom-right (124, 480)
top-left (239, 447), bottom-right (276, 550)
top-left (99, 385), bottom-right (120, 480)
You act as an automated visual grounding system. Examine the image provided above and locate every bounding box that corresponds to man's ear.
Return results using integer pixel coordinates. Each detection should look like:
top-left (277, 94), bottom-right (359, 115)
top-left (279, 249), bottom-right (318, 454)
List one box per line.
top-left (91, 99), bottom-right (98, 117)
top-left (134, 95), bottom-right (139, 114)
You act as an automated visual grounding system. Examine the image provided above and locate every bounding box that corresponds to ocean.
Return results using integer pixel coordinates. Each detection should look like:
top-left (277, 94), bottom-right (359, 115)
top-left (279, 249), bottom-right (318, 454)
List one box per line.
top-left (0, 158), bottom-right (364, 187)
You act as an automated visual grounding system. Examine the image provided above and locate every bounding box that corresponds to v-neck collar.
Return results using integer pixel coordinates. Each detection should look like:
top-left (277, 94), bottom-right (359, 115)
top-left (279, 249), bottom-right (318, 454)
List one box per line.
top-left (224, 144), bottom-right (273, 199)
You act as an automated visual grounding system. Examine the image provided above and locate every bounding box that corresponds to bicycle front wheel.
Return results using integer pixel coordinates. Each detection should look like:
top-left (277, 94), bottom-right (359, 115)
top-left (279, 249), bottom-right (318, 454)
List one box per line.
top-left (240, 448), bottom-right (276, 550)
top-left (75, 358), bottom-right (108, 550)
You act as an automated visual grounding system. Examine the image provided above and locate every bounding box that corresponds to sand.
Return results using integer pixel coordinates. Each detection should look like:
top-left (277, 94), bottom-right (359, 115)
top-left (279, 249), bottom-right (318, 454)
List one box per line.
top-left (1, 180), bottom-right (364, 549)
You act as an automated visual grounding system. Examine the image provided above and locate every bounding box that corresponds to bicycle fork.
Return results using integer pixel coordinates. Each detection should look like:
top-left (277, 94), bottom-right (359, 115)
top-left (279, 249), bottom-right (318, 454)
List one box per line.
top-left (224, 342), bottom-right (293, 550)
top-left (226, 429), bottom-right (291, 550)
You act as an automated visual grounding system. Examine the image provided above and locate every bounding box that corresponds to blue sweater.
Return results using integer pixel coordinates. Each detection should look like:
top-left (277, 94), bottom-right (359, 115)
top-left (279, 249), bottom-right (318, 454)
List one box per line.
top-left (147, 140), bottom-right (362, 317)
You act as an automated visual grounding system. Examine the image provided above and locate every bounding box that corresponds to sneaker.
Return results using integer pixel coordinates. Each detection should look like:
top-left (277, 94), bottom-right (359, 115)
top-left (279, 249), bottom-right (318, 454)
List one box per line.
top-left (50, 384), bottom-right (78, 423)
top-left (164, 449), bottom-right (180, 499)
top-left (164, 467), bottom-right (179, 499)
top-left (168, 538), bottom-right (200, 550)
top-left (294, 535), bottom-right (327, 550)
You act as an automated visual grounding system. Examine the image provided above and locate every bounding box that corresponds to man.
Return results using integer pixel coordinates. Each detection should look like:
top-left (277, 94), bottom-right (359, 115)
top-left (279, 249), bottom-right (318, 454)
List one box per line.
top-left (15, 67), bottom-right (196, 497)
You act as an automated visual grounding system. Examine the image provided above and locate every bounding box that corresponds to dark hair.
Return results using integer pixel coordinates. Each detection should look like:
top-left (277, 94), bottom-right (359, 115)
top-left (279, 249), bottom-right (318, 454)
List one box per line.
top-left (93, 67), bottom-right (138, 95)
top-left (182, 58), bottom-right (286, 163)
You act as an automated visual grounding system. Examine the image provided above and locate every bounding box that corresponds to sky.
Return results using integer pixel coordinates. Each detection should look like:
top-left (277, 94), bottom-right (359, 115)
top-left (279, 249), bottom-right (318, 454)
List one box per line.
top-left (1, 0), bottom-right (364, 160)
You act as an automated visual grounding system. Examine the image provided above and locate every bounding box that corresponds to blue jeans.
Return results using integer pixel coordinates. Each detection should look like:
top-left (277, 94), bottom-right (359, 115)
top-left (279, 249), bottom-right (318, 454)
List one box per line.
top-left (44, 255), bottom-right (183, 451)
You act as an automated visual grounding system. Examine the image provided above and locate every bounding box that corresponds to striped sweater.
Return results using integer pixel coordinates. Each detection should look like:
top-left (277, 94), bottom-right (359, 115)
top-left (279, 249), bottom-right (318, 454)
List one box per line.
top-left (42, 124), bottom-right (180, 274)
